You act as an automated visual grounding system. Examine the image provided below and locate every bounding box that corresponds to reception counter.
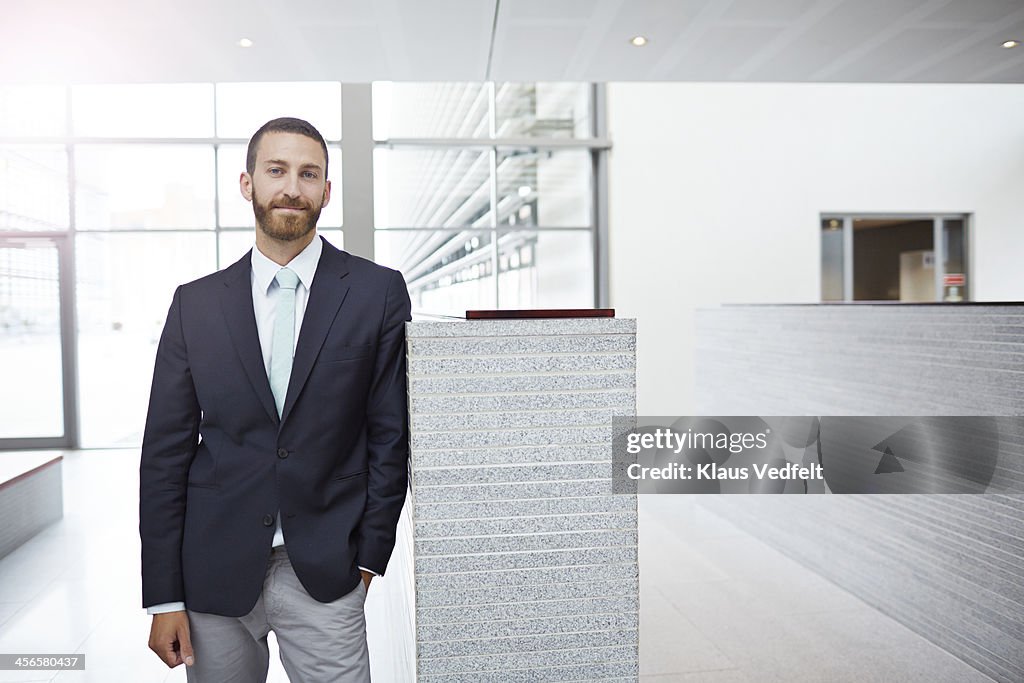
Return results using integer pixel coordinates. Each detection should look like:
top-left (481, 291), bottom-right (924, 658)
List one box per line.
top-left (694, 303), bottom-right (1024, 683)
top-left (375, 317), bottom-right (639, 682)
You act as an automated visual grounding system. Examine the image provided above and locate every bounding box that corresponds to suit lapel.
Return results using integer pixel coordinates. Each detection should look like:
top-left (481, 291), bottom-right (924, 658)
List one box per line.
top-left (219, 252), bottom-right (280, 426)
top-left (280, 238), bottom-right (351, 425)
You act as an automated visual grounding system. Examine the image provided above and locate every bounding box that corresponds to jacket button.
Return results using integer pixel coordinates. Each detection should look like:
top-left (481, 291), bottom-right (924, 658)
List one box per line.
top-left (277, 448), bottom-right (289, 459)
top-left (262, 514), bottom-right (274, 527)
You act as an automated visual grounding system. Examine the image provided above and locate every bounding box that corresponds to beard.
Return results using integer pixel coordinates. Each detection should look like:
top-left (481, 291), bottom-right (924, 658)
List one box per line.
top-left (252, 187), bottom-right (324, 242)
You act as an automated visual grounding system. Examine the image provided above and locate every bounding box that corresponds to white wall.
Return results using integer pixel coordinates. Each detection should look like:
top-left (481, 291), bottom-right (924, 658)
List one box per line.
top-left (606, 83), bottom-right (1024, 415)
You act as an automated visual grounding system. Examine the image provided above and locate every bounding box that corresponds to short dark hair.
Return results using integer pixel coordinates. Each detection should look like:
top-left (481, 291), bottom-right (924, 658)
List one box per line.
top-left (246, 117), bottom-right (329, 178)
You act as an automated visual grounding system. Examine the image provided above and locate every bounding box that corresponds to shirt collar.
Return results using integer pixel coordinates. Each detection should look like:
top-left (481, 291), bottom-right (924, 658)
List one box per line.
top-left (251, 234), bottom-right (323, 294)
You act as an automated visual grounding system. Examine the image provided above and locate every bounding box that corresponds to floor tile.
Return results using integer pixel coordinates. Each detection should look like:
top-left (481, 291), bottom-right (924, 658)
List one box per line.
top-left (640, 585), bottom-right (733, 676)
top-left (0, 451), bottom-right (1003, 683)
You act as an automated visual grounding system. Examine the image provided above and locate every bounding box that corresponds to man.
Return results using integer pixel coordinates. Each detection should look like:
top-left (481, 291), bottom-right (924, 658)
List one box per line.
top-left (140, 117), bottom-right (411, 682)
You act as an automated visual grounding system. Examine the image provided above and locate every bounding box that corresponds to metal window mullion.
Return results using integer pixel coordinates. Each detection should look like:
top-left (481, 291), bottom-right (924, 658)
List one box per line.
top-left (5, 136), bottom-right (611, 149)
top-left (487, 82), bottom-right (500, 309)
top-left (933, 217), bottom-right (944, 302)
top-left (489, 146), bottom-right (500, 309)
top-left (377, 137), bottom-right (611, 150)
top-left (964, 213), bottom-right (972, 301)
top-left (212, 86), bottom-right (222, 268)
top-left (62, 82), bottom-right (79, 448)
top-left (340, 84), bottom-right (375, 259)
top-left (0, 136), bottom-right (253, 146)
top-left (57, 232), bottom-right (79, 448)
top-left (73, 228), bottom-right (219, 234)
top-left (0, 231), bottom-right (76, 239)
top-left (842, 216), bottom-right (853, 302)
top-left (378, 225), bottom-right (593, 232)
top-left (593, 83), bottom-right (609, 309)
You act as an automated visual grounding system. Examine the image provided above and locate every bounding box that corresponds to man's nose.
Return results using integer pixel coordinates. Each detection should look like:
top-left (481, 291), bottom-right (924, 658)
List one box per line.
top-left (283, 172), bottom-right (301, 197)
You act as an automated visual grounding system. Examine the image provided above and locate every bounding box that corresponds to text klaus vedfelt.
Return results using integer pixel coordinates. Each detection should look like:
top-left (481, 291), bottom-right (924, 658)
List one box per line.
top-left (624, 428), bottom-right (823, 482)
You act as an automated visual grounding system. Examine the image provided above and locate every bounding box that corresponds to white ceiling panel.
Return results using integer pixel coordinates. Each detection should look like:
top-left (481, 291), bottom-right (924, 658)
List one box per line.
top-left (920, 0), bottom-right (1024, 25)
top-left (492, 25), bottom-right (584, 81)
top-left (301, 25), bottom-right (392, 80)
top-left (742, 0), bottom-right (930, 81)
top-left (820, 27), bottom-right (980, 81)
top-left (0, 0), bottom-right (1021, 84)
top-left (381, 0), bottom-right (496, 80)
top-left (721, 0), bottom-right (824, 24)
top-left (501, 0), bottom-right (599, 23)
top-left (562, 0), bottom-right (704, 81)
top-left (912, 17), bottom-right (1024, 80)
top-left (667, 25), bottom-right (792, 81)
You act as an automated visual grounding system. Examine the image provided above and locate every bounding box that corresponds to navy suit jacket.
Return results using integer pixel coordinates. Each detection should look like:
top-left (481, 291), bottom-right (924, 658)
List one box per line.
top-left (140, 236), bottom-right (411, 617)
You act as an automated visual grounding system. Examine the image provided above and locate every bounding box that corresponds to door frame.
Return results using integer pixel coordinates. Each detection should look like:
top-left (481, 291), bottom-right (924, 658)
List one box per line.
top-left (0, 231), bottom-right (78, 450)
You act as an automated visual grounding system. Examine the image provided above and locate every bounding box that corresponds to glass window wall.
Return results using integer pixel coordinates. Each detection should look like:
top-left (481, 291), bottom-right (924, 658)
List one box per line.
top-left (373, 83), bottom-right (600, 317)
top-left (1, 81), bottom-right (604, 448)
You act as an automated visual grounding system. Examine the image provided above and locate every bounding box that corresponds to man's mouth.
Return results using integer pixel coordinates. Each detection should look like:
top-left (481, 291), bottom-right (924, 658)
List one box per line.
top-left (274, 206), bottom-right (306, 212)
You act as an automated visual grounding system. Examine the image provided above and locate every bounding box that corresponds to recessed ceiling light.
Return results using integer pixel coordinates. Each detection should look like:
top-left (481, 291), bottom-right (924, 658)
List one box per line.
top-left (1002, 39), bottom-right (1020, 48)
top-left (630, 36), bottom-right (648, 47)
top-left (238, 38), bottom-right (254, 48)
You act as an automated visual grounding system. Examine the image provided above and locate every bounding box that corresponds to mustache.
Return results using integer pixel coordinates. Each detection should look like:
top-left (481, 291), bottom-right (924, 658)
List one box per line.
top-left (273, 200), bottom-right (310, 209)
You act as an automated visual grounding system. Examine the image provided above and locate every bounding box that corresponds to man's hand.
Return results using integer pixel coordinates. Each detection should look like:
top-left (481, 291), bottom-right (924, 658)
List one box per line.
top-left (148, 611), bottom-right (194, 668)
top-left (360, 569), bottom-right (374, 592)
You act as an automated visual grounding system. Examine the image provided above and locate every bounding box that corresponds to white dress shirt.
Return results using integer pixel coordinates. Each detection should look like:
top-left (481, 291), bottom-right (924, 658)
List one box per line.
top-left (149, 236), bottom-right (370, 615)
top-left (251, 234), bottom-right (322, 548)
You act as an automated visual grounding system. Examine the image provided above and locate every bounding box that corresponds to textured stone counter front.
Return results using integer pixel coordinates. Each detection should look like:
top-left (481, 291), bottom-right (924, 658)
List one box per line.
top-left (695, 304), bottom-right (1024, 683)
top-left (405, 318), bottom-right (639, 682)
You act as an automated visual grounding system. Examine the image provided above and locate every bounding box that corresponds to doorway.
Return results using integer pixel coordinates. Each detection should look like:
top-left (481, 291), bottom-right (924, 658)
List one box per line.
top-left (0, 234), bottom-right (77, 448)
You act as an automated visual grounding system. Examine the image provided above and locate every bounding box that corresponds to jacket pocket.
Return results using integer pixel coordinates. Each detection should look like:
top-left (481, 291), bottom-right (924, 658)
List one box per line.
top-left (318, 344), bottom-right (374, 363)
top-left (333, 469), bottom-right (369, 482)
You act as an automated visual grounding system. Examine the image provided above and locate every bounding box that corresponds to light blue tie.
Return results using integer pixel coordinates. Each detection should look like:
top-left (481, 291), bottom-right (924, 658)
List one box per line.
top-left (270, 267), bottom-right (300, 418)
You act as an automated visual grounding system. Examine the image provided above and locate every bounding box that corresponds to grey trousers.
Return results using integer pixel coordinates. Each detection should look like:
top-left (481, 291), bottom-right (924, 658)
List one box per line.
top-left (185, 547), bottom-right (370, 683)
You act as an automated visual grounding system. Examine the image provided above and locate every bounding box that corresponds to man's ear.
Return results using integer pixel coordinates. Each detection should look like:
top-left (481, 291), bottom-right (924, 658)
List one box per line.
top-left (321, 179), bottom-right (332, 208)
top-left (240, 172), bottom-right (253, 202)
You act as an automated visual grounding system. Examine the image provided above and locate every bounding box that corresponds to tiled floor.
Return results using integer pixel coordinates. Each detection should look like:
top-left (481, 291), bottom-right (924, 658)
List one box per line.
top-left (0, 450), bottom-right (995, 682)
top-left (637, 496), bottom-right (994, 682)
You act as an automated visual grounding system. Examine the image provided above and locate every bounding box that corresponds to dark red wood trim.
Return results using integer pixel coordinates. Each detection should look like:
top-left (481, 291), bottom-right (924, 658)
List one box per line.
top-left (466, 309), bottom-right (615, 319)
top-left (0, 455), bottom-right (63, 491)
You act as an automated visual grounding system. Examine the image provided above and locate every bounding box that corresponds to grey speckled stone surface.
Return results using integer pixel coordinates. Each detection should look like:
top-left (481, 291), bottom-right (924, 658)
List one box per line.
top-left (411, 407), bottom-right (628, 432)
top-left (411, 390), bottom-right (635, 415)
top-left (411, 443), bottom-right (613, 468)
top-left (417, 612), bottom-right (640, 642)
top-left (415, 529), bottom-right (637, 557)
top-left (410, 371), bottom-right (635, 395)
top-left (411, 426), bottom-right (612, 450)
top-left (405, 317), bottom-right (637, 681)
top-left (411, 479), bottom-right (612, 504)
top-left (416, 645), bottom-right (638, 676)
top-left (413, 494), bottom-right (636, 521)
top-left (416, 562), bottom-right (639, 592)
top-left (418, 660), bottom-right (639, 683)
top-left (414, 578), bottom-right (640, 608)
top-left (406, 318), bottom-right (637, 338)
top-left (413, 462), bottom-right (613, 487)
top-left (408, 334), bottom-right (636, 357)
top-left (418, 595), bottom-right (640, 626)
top-left (415, 512), bottom-right (637, 538)
top-left (415, 546), bottom-right (637, 574)
top-left (408, 353), bottom-right (635, 376)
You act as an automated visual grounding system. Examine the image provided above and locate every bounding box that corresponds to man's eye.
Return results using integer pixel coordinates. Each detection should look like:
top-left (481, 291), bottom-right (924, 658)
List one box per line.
top-left (268, 168), bottom-right (283, 175)
top-left (302, 171), bottom-right (318, 179)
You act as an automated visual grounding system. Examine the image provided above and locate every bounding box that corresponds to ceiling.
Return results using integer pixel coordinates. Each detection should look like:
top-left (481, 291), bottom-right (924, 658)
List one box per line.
top-left (1, 0), bottom-right (1023, 84)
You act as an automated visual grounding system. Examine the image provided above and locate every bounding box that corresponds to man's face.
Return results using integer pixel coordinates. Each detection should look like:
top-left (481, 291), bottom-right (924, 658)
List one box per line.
top-left (240, 132), bottom-right (331, 242)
